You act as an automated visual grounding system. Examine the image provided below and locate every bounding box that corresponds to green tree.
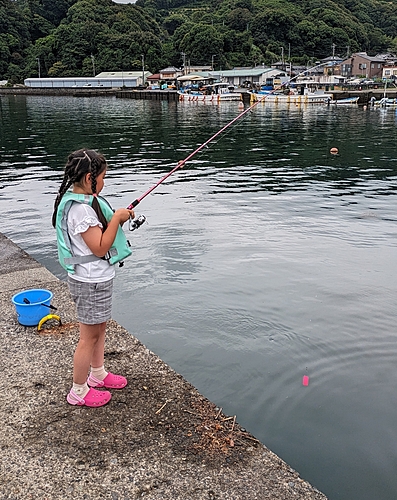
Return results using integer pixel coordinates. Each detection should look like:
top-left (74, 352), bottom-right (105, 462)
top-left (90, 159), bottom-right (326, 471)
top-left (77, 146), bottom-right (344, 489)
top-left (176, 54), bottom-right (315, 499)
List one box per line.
top-left (16, 0), bottom-right (78, 26)
top-left (48, 60), bottom-right (68, 76)
top-left (2, 0), bottom-right (397, 83)
top-left (227, 8), bottom-right (252, 31)
top-left (163, 13), bottom-right (186, 35)
top-left (6, 62), bottom-right (24, 83)
top-left (179, 24), bottom-right (224, 64)
top-left (0, 0), bottom-right (31, 79)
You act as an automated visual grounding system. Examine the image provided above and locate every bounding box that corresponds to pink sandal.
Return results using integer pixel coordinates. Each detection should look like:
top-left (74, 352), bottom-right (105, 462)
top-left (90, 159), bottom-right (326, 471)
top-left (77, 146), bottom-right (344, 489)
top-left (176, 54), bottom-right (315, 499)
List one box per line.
top-left (67, 387), bottom-right (112, 407)
top-left (87, 372), bottom-right (127, 389)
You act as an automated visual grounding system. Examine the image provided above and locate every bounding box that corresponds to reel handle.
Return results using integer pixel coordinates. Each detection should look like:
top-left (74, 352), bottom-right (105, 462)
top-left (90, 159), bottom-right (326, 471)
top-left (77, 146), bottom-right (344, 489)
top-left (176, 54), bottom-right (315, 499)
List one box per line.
top-left (129, 214), bottom-right (146, 231)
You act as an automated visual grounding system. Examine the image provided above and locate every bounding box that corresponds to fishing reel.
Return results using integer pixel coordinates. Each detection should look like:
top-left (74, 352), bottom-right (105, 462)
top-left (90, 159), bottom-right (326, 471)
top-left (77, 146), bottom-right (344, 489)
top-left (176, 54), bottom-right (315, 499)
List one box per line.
top-left (129, 214), bottom-right (146, 231)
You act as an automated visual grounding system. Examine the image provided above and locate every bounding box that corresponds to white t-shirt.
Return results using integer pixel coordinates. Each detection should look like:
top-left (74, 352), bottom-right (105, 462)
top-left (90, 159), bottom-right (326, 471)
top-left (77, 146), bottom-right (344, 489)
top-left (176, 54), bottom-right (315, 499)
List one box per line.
top-left (67, 202), bottom-right (115, 283)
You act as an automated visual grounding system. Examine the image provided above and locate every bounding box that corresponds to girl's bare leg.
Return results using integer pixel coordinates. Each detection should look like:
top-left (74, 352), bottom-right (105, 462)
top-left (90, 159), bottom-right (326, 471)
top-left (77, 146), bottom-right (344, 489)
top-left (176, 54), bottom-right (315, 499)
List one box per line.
top-left (73, 322), bottom-right (106, 384)
top-left (91, 321), bottom-right (106, 369)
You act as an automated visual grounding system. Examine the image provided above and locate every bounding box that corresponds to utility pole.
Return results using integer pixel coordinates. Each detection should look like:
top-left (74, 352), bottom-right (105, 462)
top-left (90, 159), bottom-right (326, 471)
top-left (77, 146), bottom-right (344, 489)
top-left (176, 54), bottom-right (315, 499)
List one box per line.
top-left (332, 43), bottom-right (336, 61)
top-left (211, 54), bottom-right (216, 71)
top-left (141, 54), bottom-right (145, 86)
top-left (281, 46), bottom-right (285, 71)
top-left (181, 52), bottom-right (186, 75)
top-left (90, 54), bottom-right (95, 77)
top-left (37, 57), bottom-right (41, 78)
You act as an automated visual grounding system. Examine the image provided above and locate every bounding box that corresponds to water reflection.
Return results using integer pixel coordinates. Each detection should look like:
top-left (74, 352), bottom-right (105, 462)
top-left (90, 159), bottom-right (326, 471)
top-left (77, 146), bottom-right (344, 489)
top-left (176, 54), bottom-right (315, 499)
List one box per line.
top-left (2, 95), bottom-right (397, 500)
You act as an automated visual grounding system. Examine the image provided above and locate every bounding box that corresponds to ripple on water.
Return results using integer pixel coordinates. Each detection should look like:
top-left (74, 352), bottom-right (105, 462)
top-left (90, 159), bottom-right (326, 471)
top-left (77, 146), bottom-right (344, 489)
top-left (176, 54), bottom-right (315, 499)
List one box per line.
top-left (2, 96), bottom-right (397, 500)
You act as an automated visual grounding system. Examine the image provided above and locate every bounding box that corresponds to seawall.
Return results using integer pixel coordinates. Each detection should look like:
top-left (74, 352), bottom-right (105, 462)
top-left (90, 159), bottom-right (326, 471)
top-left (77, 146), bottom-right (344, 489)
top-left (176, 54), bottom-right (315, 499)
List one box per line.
top-left (0, 231), bottom-right (328, 499)
top-left (2, 85), bottom-right (397, 105)
top-left (0, 87), bottom-right (179, 100)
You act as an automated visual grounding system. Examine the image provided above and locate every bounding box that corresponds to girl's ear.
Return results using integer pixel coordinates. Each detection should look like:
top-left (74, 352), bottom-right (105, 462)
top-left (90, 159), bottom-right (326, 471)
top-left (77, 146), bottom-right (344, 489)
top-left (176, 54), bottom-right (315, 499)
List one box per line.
top-left (84, 172), bottom-right (92, 185)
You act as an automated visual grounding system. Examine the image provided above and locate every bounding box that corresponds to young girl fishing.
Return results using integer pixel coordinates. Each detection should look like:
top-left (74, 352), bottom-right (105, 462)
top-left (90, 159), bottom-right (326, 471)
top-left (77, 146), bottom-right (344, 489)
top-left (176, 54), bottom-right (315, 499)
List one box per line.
top-left (52, 149), bottom-right (134, 407)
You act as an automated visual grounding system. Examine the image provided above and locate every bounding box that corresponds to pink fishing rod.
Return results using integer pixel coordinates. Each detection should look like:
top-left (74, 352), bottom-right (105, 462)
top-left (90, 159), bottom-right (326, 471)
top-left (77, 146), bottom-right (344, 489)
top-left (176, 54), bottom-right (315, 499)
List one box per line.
top-left (127, 62), bottom-right (328, 212)
top-left (127, 95), bottom-right (266, 210)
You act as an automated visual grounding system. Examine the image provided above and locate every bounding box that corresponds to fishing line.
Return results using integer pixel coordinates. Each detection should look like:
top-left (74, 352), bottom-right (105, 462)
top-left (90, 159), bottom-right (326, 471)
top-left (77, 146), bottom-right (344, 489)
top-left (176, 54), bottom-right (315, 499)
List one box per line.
top-left (127, 61), bottom-right (330, 216)
top-left (176, 112), bottom-right (250, 166)
top-left (127, 104), bottom-right (259, 210)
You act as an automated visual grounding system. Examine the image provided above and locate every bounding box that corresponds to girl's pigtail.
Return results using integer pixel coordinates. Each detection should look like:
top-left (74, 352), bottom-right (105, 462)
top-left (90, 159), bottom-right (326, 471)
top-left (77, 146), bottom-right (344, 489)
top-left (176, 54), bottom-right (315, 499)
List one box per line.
top-left (52, 175), bottom-right (72, 227)
top-left (52, 155), bottom-right (79, 227)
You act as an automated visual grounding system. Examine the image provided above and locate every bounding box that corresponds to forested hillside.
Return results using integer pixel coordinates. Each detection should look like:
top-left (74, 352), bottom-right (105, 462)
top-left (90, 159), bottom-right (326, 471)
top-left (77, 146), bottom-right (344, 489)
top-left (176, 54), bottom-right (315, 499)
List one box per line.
top-left (1, 0), bottom-right (397, 83)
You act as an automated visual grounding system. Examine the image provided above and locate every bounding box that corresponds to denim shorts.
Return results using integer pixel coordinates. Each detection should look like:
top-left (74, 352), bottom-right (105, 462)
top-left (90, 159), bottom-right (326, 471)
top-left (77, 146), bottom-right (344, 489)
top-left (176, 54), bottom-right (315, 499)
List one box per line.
top-left (68, 276), bottom-right (113, 325)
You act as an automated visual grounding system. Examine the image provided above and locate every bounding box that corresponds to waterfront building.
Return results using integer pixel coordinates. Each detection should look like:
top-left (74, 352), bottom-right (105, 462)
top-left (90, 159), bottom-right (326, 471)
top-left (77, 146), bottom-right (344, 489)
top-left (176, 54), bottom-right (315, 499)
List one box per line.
top-left (24, 71), bottom-right (152, 88)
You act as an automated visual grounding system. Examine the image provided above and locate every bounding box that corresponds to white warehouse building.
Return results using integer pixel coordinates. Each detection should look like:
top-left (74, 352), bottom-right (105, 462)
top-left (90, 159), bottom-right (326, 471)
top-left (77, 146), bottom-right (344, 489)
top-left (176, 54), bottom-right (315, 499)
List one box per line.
top-left (24, 71), bottom-right (152, 88)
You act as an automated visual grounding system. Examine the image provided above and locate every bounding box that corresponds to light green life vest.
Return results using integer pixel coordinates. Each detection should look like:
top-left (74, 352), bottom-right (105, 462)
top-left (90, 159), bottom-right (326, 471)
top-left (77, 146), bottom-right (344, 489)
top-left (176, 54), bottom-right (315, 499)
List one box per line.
top-left (55, 192), bottom-right (132, 274)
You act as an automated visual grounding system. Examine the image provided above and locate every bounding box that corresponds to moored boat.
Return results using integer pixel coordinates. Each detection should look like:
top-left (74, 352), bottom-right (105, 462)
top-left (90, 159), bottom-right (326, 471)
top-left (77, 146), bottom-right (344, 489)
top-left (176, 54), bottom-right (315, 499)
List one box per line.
top-left (371, 96), bottom-right (397, 107)
top-left (248, 88), bottom-right (330, 105)
top-left (328, 96), bottom-right (359, 105)
top-left (178, 83), bottom-right (242, 102)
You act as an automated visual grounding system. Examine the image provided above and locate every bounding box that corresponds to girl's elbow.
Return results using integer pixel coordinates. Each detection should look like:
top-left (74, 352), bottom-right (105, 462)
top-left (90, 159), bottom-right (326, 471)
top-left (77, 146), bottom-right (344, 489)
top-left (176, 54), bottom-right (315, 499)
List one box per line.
top-left (91, 247), bottom-right (108, 258)
top-left (96, 250), bottom-right (109, 258)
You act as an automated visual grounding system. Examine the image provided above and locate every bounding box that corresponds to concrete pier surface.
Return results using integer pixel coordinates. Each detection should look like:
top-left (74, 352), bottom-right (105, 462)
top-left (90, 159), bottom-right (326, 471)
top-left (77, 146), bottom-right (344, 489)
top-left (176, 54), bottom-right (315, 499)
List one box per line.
top-left (0, 232), bottom-right (328, 500)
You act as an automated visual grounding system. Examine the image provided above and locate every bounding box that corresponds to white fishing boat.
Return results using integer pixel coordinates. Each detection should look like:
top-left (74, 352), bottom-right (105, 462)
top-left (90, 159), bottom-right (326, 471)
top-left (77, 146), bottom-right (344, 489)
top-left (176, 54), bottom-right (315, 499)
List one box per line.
top-left (178, 83), bottom-right (242, 102)
top-left (371, 96), bottom-right (397, 107)
top-left (368, 80), bottom-right (397, 107)
top-left (248, 87), bottom-right (331, 105)
top-left (328, 96), bottom-right (359, 105)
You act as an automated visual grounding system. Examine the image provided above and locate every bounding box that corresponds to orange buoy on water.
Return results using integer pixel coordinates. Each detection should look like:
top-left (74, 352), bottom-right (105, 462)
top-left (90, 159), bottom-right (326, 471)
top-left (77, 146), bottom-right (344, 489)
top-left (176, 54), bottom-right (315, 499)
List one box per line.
top-left (330, 147), bottom-right (339, 155)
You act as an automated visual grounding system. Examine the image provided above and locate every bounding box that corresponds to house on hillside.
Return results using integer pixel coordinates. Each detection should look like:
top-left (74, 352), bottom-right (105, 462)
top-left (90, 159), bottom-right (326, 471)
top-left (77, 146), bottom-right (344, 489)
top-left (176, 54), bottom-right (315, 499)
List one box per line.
top-left (271, 60), bottom-right (289, 72)
top-left (375, 53), bottom-right (397, 64)
top-left (146, 73), bottom-right (161, 88)
top-left (340, 52), bottom-right (384, 79)
top-left (382, 65), bottom-right (397, 80)
top-left (321, 55), bottom-right (343, 76)
top-left (321, 55), bottom-right (344, 65)
top-left (159, 67), bottom-right (183, 82)
top-left (186, 65), bottom-right (213, 73)
top-left (376, 53), bottom-right (397, 80)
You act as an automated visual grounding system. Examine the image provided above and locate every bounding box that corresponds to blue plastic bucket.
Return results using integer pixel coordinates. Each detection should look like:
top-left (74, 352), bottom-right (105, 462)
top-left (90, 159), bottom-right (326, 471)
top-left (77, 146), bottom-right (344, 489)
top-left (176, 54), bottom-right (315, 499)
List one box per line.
top-left (12, 289), bottom-right (53, 326)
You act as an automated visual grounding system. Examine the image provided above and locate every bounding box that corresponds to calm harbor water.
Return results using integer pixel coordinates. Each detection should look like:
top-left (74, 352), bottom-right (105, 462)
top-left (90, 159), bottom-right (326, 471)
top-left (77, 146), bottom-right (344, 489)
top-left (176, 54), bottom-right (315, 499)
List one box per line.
top-left (1, 94), bottom-right (397, 499)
